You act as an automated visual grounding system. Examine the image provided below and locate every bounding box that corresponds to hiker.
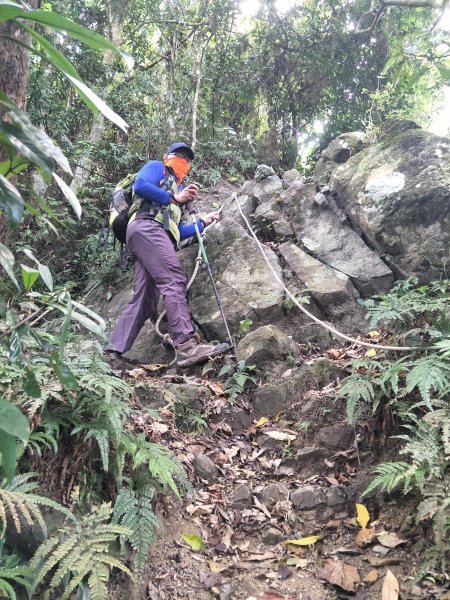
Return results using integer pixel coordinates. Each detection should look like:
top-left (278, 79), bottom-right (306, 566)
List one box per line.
top-left (107, 142), bottom-right (230, 368)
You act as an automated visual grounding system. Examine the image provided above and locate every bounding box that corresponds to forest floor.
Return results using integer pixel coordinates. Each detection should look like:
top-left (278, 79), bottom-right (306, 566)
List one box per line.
top-left (114, 349), bottom-right (449, 600)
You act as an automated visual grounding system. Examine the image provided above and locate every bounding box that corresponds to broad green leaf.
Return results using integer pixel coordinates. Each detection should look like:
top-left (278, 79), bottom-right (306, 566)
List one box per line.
top-left (0, 243), bottom-right (20, 289)
top-left (21, 264), bottom-right (40, 290)
top-left (0, 173), bottom-right (23, 225)
top-left (0, 399), bottom-right (29, 442)
top-left (437, 63), bottom-right (450, 81)
top-left (8, 331), bottom-right (22, 362)
top-left (38, 263), bottom-right (53, 291)
top-left (52, 172), bottom-right (82, 219)
top-left (22, 367), bottom-right (41, 398)
top-left (0, 430), bottom-right (18, 481)
top-left (0, 121), bottom-right (54, 172)
top-left (64, 74), bottom-right (128, 133)
top-left (52, 360), bottom-right (78, 390)
top-left (0, 155), bottom-right (29, 178)
top-left (181, 532), bottom-right (204, 550)
top-left (0, 92), bottom-right (72, 176)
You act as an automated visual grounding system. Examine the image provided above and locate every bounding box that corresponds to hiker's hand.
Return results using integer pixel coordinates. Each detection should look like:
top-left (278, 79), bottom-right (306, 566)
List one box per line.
top-left (202, 211), bottom-right (221, 226)
top-left (174, 184), bottom-right (198, 204)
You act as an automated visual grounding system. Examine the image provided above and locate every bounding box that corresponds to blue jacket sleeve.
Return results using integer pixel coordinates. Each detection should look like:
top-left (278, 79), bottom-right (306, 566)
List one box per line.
top-left (179, 219), bottom-right (205, 241)
top-left (133, 161), bottom-right (171, 205)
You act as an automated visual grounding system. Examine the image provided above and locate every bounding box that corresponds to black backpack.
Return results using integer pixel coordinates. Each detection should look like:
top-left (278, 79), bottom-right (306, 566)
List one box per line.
top-left (109, 173), bottom-right (137, 245)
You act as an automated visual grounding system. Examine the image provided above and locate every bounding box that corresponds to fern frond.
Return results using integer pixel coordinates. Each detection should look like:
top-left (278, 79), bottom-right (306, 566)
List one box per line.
top-left (0, 566), bottom-right (33, 599)
top-left (363, 461), bottom-right (413, 496)
top-left (0, 474), bottom-right (74, 536)
top-left (31, 502), bottom-right (133, 600)
top-left (336, 374), bottom-right (376, 426)
top-left (404, 356), bottom-right (450, 408)
top-left (113, 485), bottom-right (158, 574)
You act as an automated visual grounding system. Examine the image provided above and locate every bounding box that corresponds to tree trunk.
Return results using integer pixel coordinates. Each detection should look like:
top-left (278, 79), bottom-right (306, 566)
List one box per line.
top-left (0, 0), bottom-right (39, 243)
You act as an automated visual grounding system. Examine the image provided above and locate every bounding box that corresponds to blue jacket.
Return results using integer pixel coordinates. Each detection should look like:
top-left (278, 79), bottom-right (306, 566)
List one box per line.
top-left (133, 160), bottom-right (204, 241)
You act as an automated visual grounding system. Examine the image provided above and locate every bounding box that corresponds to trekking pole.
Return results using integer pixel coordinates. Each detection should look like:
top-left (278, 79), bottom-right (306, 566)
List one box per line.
top-left (185, 201), bottom-right (235, 353)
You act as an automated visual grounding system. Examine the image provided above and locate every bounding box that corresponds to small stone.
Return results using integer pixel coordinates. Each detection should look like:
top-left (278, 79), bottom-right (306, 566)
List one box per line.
top-left (261, 483), bottom-right (290, 507)
top-left (193, 454), bottom-right (219, 483)
top-left (314, 192), bottom-right (328, 206)
top-left (317, 424), bottom-right (354, 449)
top-left (262, 527), bottom-right (283, 546)
top-left (373, 545), bottom-right (391, 556)
top-left (291, 485), bottom-right (326, 509)
top-left (255, 164), bottom-right (276, 182)
top-left (232, 483), bottom-right (252, 507)
top-left (326, 486), bottom-right (348, 507)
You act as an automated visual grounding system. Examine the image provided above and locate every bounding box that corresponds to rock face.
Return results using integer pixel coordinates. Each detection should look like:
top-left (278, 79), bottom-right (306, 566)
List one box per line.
top-left (314, 132), bottom-right (369, 180)
top-left (187, 218), bottom-right (285, 340)
top-left (236, 325), bottom-right (299, 365)
top-left (330, 125), bottom-right (450, 280)
top-left (290, 189), bottom-right (394, 296)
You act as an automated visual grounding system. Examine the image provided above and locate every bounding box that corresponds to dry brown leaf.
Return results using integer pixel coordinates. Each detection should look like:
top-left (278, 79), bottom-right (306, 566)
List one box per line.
top-left (355, 527), bottom-right (376, 547)
top-left (247, 551), bottom-right (277, 561)
top-left (258, 593), bottom-right (297, 600)
top-left (377, 532), bottom-right (408, 549)
top-left (207, 381), bottom-right (225, 395)
top-left (318, 558), bottom-right (361, 592)
top-left (366, 557), bottom-right (400, 567)
top-left (208, 561), bottom-right (228, 573)
top-left (199, 571), bottom-right (221, 589)
top-left (363, 568), bottom-right (379, 584)
top-left (382, 569), bottom-right (399, 600)
top-left (327, 349), bottom-right (343, 359)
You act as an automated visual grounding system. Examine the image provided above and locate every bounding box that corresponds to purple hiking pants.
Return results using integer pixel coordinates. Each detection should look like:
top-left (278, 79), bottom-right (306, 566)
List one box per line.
top-left (110, 219), bottom-right (195, 353)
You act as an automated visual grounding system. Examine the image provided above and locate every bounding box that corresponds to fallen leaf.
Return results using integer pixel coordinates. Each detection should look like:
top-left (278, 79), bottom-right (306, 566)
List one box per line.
top-left (247, 551), bottom-right (277, 561)
top-left (327, 348), bottom-right (343, 359)
top-left (285, 556), bottom-right (309, 568)
top-left (368, 330), bottom-right (381, 337)
top-left (355, 527), bottom-right (376, 547)
top-left (317, 558), bottom-right (360, 592)
top-left (325, 476), bottom-right (339, 486)
top-left (363, 568), bottom-right (379, 584)
top-left (277, 565), bottom-right (293, 579)
top-left (366, 557), bottom-right (400, 567)
top-left (181, 532), bottom-right (204, 551)
top-left (377, 532), bottom-right (408, 549)
top-left (366, 348), bottom-right (377, 357)
top-left (284, 535), bottom-right (320, 546)
top-left (258, 594), bottom-right (297, 600)
top-left (265, 430), bottom-right (296, 442)
top-left (356, 503), bottom-right (371, 529)
top-left (208, 561), bottom-right (228, 573)
top-left (382, 569), bottom-right (399, 600)
top-left (141, 363), bottom-right (168, 371)
top-left (256, 416), bottom-right (269, 427)
top-left (199, 571), bottom-right (221, 589)
top-left (207, 381), bottom-right (225, 395)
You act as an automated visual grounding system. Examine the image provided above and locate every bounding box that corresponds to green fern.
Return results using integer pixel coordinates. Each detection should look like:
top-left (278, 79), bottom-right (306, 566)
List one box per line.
top-left (122, 434), bottom-right (190, 498)
top-left (30, 502), bottom-right (132, 600)
top-left (363, 461), bottom-right (413, 495)
top-left (113, 483), bottom-right (158, 575)
top-left (404, 356), bottom-right (450, 409)
top-left (0, 473), bottom-right (74, 536)
top-left (336, 374), bottom-right (376, 426)
top-left (0, 540), bottom-right (33, 600)
top-left (417, 474), bottom-right (450, 559)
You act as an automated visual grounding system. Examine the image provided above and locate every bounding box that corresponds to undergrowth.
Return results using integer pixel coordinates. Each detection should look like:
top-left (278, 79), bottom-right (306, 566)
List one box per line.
top-left (337, 278), bottom-right (450, 571)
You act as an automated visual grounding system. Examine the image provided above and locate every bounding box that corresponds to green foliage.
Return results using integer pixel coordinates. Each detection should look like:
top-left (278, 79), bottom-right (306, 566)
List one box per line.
top-left (0, 473), bottom-right (74, 537)
top-left (339, 278), bottom-right (450, 567)
top-left (219, 360), bottom-right (258, 401)
top-left (30, 502), bottom-right (132, 600)
top-left (113, 483), bottom-right (158, 575)
top-left (0, 539), bottom-right (33, 600)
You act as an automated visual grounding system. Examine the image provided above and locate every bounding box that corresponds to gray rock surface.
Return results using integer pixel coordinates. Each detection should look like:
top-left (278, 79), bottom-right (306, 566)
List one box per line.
top-left (317, 424), bottom-right (354, 449)
top-left (232, 483), bottom-right (252, 507)
top-left (282, 168), bottom-right (303, 187)
top-left (252, 175), bottom-right (283, 203)
top-left (260, 483), bottom-right (290, 507)
top-left (236, 325), bottom-right (298, 365)
top-left (291, 485), bottom-right (326, 509)
top-left (193, 454), bottom-right (219, 483)
top-left (262, 527), bottom-right (284, 546)
top-left (330, 125), bottom-right (450, 280)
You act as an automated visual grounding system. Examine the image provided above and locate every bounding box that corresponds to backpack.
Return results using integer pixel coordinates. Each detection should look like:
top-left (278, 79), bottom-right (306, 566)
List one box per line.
top-left (109, 173), bottom-right (137, 245)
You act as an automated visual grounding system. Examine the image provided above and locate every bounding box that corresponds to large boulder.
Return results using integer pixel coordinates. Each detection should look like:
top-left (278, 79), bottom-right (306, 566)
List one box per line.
top-left (330, 125), bottom-right (450, 280)
top-left (186, 218), bottom-right (285, 340)
top-left (237, 325), bottom-right (299, 365)
top-left (290, 185), bottom-right (394, 297)
top-left (314, 132), bottom-right (369, 180)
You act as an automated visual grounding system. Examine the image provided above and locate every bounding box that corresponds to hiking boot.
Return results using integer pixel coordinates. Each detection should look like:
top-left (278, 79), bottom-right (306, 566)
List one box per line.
top-left (176, 338), bottom-right (231, 367)
top-left (104, 350), bottom-right (133, 373)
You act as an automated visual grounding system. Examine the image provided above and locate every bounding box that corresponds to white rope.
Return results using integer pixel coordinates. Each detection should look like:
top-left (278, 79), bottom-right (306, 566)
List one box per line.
top-left (231, 192), bottom-right (427, 353)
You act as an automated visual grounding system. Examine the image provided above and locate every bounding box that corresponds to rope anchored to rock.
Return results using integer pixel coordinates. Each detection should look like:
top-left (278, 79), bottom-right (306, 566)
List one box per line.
top-left (230, 192), bottom-right (428, 353)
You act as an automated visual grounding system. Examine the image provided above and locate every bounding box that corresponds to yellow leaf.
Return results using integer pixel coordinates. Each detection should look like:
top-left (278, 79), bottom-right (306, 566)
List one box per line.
top-left (365, 348), bottom-right (377, 357)
top-left (368, 330), bottom-right (380, 338)
top-left (284, 535), bottom-right (320, 546)
top-left (266, 430), bottom-right (296, 442)
top-left (181, 532), bottom-right (204, 551)
top-left (356, 503), bottom-right (370, 529)
top-left (255, 416), bottom-right (269, 427)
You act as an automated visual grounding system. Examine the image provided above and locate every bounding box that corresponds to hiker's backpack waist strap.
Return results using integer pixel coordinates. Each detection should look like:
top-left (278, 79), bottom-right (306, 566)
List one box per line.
top-left (135, 198), bottom-right (171, 230)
